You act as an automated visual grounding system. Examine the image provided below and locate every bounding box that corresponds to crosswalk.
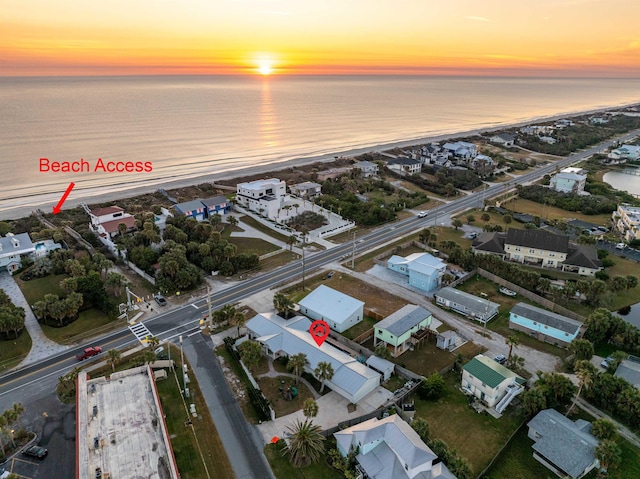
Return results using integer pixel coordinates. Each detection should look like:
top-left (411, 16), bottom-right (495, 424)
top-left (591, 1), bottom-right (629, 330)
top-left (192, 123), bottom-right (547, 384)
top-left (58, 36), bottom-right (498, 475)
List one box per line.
top-left (129, 322), bottom-right (153, 345)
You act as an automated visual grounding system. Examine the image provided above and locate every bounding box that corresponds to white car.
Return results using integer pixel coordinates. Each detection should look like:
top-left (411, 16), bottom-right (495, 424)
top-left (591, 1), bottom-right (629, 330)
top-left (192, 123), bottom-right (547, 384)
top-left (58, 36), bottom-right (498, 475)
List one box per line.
top-left (616, 243), bottom-right (625, 250)
top-left (418, 212), bottom-right (428, 218)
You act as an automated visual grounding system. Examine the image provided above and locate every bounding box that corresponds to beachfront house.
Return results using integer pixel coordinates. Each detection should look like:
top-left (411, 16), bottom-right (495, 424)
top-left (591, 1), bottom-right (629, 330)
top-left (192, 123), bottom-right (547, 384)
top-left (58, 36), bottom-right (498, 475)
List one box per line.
top-left (539, 136), bottom-right (557, 145)
top-left (0, 233), bottom-right (35, 274)
top-left (555, 119), bottom-right (574, 128)
top-left (520, 125), bottom-right (554, 136)
top-left (608, 144), bottom-right (640, 162)
top-left (298, 284), bottom-right (364, 333)
top-left (462, 354), bottom-right (525, 412)
top-left (550, 167), bottom-right (587, 194)
top-left (442, 141), bottom-right (477, 159)
top-left (245, 313), bottom-right (380, 403)
top-left (353, 161), bottom-right (379, 178)
top-left (173, 199), bottom-right (208, 222)
top-left (289, 181), bottom-right (322, 199)
top-left (235, 178), bottom-right (289, 221)
top-left (200, 196), bottom-right (231, 216)
top-left (334, 414), bottom-right (456, 479)
top-left (613, 203), bottom-right (640, 243)
top-left (386, 157), bottom-right (422, 175)
top-left (509, 303), bottom-right (584, 347)
top-left (435, 287), bottom-right (499, 323)
top-left (387, 252), bottom-right (447, 292)
top-left (374, 305), bottom-right (433, 358)
top-left (527, 409), bottom-right (600, 479)
top-left (88, 206), bottom-right (136, 239)
top-left (489, 133), bottom-right (516, 147)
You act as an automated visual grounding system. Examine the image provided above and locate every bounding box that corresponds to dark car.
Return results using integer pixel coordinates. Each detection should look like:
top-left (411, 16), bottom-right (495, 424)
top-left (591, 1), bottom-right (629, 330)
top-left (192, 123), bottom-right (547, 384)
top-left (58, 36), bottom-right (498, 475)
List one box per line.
top-left (154, 294), bottom-right (167, 306)
top-left (23, 445), bottom-right (48, 459)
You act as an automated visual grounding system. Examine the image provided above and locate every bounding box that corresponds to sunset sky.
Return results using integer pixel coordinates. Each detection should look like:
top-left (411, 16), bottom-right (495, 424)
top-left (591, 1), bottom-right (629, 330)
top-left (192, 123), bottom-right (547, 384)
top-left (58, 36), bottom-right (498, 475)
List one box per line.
top-left (2, 0), bottom-right (639, 76)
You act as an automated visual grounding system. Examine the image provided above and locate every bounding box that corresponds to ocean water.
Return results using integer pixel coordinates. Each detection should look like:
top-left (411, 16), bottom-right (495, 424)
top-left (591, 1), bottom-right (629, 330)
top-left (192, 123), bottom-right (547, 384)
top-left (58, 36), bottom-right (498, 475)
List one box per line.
top-left (1, 75), bottom-right (639, 218)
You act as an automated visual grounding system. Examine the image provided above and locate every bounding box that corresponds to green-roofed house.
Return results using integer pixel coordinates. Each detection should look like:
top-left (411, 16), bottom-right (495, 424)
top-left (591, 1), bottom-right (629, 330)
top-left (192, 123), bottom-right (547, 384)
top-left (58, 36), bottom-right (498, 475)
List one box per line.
top-left (462, 354), bottom-right (526, 413)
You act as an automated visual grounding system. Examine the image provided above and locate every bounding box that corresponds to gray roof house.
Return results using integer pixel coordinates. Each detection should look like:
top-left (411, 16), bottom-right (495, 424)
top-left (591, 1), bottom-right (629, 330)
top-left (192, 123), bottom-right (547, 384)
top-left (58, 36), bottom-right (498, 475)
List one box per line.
top-left (0, 233), bottom-right (35, 275)
top-left (289, 181), bottom-right (322, 198)
top-left (614, 358), bottom-right (640, 388)
top-left (334, 414), bottom-right (456, 479)
top-left (245, 313), bottom-right (380, 403)
top-left (435, 287), bottom-right (499, 323)
top-left (374, 305), bottom-right (433, 357)
top-left (527, 409), bottom-right (599, 479)
top-left (298, 285), bottom-right (365, 333)
top-left (353, 161), bottom-right (379, 177)
top-left (509, 303), bottom-right (584, 347)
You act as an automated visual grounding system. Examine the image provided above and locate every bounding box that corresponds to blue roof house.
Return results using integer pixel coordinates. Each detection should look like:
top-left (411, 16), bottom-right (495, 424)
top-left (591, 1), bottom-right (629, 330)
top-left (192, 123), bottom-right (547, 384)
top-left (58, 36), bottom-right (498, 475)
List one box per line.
top-left (298, 285), bottom-right (364, 333)
top-left (387, 252), bottom-right (446, 292)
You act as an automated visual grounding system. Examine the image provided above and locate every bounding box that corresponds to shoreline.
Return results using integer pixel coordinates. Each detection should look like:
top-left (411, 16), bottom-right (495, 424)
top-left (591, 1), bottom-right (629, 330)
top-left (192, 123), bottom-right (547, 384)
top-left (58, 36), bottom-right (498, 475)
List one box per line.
top-left (1, 100), bottom-right (639, 221)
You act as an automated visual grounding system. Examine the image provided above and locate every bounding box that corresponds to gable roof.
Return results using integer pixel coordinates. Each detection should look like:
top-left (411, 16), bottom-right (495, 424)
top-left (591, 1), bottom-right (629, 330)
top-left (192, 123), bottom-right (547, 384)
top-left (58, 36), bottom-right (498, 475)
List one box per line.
top-left (492, 133), bottom-right (516, 142)
top-left (0, 233), bottom-right (34, 258)
top-left (436, 287), bottom-right (500, 314)
top-left (528, 409), bottom-right (599, 478)
top-left (298, 285), bottom-right (364, 324)
top-left (376, 305), bottom-right (432, 337)
top-left (90, 206), bottom-right (124, 217)
top-left (505, 228), bottom-right (569, 253)
top-left (462, 354), bottom-right (524, 388)
top-left (387, 157), bottom-right (421, 166)
top-left (614, 358), bottom-right (640, 388)
top-left (199, 196), bottom-right (228, 207)
top-left (510, 303), bottom-right (583, 335)
top-left (366, 355), bottom-right (395, 374)
top-left (245, 313), bottom-right (379, 398)
top-left (564, 245), bottom-right (602, 270)
top-left (334, 415), bottom-right (445, 479)
top-left (173, 199), bottom-right (207, 214)
top-left (472, 232), bottom-right (506, 254)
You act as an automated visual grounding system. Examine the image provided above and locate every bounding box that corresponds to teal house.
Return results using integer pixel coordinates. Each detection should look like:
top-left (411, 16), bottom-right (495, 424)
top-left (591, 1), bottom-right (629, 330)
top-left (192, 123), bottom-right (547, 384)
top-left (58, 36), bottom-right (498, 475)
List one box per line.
top-left (509, 303), bottom-right (584, 347)
top-left (374, 304), bottom-right (432, 357)
top-left (387, 252), bottom-right (446, 292)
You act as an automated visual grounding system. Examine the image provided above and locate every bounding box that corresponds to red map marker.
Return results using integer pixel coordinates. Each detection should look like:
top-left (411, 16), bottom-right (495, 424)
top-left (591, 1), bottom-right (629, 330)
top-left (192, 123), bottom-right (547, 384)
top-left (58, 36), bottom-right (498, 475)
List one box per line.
top-left (310, 320), bottom-right (330, 347)
top-left (53, 182), bottom-right (75, 214)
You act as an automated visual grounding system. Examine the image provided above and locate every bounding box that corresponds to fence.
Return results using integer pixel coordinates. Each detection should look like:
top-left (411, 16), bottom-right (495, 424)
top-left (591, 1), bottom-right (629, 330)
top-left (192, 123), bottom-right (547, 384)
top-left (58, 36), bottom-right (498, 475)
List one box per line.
top-left (477, 268), bottom-right (586, 321)
top-left (352, 328), bottom-right (374, 344)
top-left (364, 308), bottom-right (384, 321)
top-left (127, 261), bottom-right (156, 285)
top-left (259, 248), bottom-right (286, 261)
top-left (475, 420), bottom-right (527, 479)
top-left (320, 407), bottom-right (386, 437)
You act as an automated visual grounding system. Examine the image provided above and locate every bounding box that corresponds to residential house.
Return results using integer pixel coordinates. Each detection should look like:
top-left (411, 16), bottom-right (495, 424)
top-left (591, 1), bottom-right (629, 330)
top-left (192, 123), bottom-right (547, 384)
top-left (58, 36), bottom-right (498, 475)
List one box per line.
top-left (173, 199), bottom-right (209, 222)
top-left (0, 233), bottom-right (35, 274)
top-left (386, 157), bottom-right (422, 175)
top-left (235, 178), bottom-right (289, 220)
top-left (589, 116), bottom-right (609, 125)
top-left (539, 136), bottom-right (557, 145)
top-left (555, 119), bottom-right (575, 128)
top-left (614, 358), bottom-right (640, 389)
top-left (316, 167), bottom-right (353, 181)
top-left (245, 313), bottom-right (380, 403)
top-left (470, 154), bottom-right (495, 175)
top-left (200, 195), bottom-right (232, 217)
top-left (509, 303), bottom-right (584, 347)
top-left (334, 414), bottom-right (456, 479)
top-left (33, 239), bottom-right (62, 258)
top-left (374, 305), bottom-right (433, 358)
top-left (433, 156), bottom-right (453, 169)
top-left (489, 133), bottom-right (516, 147)
top-left (289, 181), bottom-right (322, 199)
top-left (612, 203), bottom-right (640, 242)
top-left (527, 409), bottom-right (599, 479)
top-left (442, 141), bottom-right (477, 159)
top-left (471, 232), bottom-right (507, 259)
top-left (461, 354), bottom-right (525, 411)
top-left (520, 125), bottom-right (554, 135)
top-left (608, 144), bottom-right (640, 162)
top-left (550, 167), bottom-right (587, 194)
top-left (561, 245), bottom-right (603, 276)
top-left (298, 284), bottom-right (364, 333)
top-left (435, 287), bottom-right (499, 323)
top-left (89, 206), bottom-right (136, 239)
top-left (353, 161), bottom-right (379, 178)
top-left (387, 252), bottom-right (447, 292)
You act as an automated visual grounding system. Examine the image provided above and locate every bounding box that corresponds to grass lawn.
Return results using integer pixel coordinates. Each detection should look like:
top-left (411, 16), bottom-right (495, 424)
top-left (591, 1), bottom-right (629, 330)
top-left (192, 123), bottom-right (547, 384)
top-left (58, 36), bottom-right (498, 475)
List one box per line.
top-left (505, 198), bottom-right (612, 225)
top-left (413, 371), bottom-right (524, 475)
top-left (341, 315), bottom-right (377, 340)
top-left (257, 376), bottom-right (316, 418)
top-left (156, 347), bottom-right (236, 479)
top-left (454, 208), bottom-right (528, 231)
top-left (285, 272), bottom-right (407, 317)
top-left (228, 236), bottom-right (280, 256)
top-left (257, 250), bottom-right (300, 272)
top-left (606, 257), bottom-right (640, 310)
top-left (0, 329), bottom-right (32, 372)
top-left (239, 215), bottom-right (291, 243)
top-left (265, 442), bottom-right (343, 479)
top-left (39, 307), bottom-right (117, 344)
top-left (15, 273), bottom-right (66, 304)
top-left (431, 225), bottom-right (473, 249)
top-left (457, 276), bottom-right (570, 360)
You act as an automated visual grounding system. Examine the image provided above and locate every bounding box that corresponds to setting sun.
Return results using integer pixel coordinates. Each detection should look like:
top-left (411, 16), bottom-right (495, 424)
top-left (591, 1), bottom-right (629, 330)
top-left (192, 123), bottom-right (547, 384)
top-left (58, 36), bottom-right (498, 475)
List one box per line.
top-left (258, 60), bottom-right (273, 76)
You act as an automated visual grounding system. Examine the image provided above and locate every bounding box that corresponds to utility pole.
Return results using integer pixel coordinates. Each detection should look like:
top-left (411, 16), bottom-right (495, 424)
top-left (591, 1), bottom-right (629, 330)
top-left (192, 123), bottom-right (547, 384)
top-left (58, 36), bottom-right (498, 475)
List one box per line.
top-left (206, 284), bottom-right (212, 329)
top-left (301, 235), bottom-right (306, 291)
top-left (351, 231), bottom-right (356, 269)
top-left (180, 335), bottom-right (186, 394)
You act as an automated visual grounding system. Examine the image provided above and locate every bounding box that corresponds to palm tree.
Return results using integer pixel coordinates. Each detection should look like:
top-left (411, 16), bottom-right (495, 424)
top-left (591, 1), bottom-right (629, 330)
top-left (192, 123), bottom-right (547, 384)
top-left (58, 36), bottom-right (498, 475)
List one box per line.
top-left (210, 213), bottom-right (222, 231)
top-left (567, 360), bottom-right (595, 416)
top-left (107, 349), bottom-right (121, 372)
top-left (302, 399), bottom-right (319, 419)
top-left (273, 293), bottom-right (295, 318)
top-left (237, 340), bottom-right (263, 372)
top-left (287, 353), bottom-right (309, 384)
top-left (595, 439), bottom-right (622, 474)
top-left (314, 361), bottom-right (334, 393)
top-left (227, 215), bottom-right (238, 228)
top-left (283, 419), bottom-right (325, 467)
top-left (213, 304), bottom-right (237, 324)
top-left (146, 335), bottom-right (160, 351)
top-left (506, 335), bottom-right (519, 361)
top-left (287, 234), bottom-right (298, 252)
top-left (231, 310), bottom-right (246, 337)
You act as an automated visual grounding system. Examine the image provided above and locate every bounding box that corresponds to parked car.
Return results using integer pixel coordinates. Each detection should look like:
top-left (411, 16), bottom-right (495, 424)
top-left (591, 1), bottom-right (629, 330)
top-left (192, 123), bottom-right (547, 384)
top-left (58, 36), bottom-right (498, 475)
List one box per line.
top-left (76, 346), bottom-right (103, 361)
top-left (601, 356), bottom-right (615, 368)
top-left (23, 445), bottom-right (48, 459)
top-left (616, 243), bottom-right (625, 250)
top-left (154, 294), bottom-right (167, 306)
top-left (468, 232), bottom-right (478, 239)
top-left (494, 354), bottom-right (507, 365)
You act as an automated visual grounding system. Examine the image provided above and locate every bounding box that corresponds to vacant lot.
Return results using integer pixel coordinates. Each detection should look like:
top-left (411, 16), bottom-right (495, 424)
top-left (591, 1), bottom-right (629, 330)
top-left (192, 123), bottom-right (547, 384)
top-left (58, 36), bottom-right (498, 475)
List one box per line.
top-left (504, 198), bottom-right (612, 225)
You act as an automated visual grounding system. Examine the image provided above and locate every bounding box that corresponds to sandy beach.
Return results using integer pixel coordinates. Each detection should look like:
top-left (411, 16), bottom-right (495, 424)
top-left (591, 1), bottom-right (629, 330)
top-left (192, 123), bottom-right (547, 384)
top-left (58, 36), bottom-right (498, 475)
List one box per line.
top-left (1, 102), bottom-right (638, 222)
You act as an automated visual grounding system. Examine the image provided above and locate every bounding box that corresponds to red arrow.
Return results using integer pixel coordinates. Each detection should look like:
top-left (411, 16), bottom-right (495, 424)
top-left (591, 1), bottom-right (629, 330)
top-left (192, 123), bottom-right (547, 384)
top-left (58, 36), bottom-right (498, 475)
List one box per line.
top-left (53, 182), bottom-right (75, 214)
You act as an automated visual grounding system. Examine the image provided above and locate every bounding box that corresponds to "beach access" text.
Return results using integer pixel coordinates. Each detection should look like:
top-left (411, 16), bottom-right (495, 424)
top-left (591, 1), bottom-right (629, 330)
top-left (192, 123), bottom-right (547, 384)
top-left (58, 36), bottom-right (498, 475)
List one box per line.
top-left (40, 158), bottom-right (153, 173)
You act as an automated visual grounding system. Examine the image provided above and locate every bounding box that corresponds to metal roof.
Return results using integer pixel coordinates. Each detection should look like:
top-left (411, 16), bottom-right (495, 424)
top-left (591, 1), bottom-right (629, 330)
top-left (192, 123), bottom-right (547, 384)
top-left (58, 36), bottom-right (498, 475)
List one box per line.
top-left (462, 354), bottom-right (524, 389)
top-left (510, 303), bottom-right (583, 335)
top-left (173, 199), bottom-right (207, 213)
top-left (436, 287), bottom-right (499, 314)
top-left (376, 305), bottom-right (432, 337)
top-left (298, 285), bottom-right (364, 324)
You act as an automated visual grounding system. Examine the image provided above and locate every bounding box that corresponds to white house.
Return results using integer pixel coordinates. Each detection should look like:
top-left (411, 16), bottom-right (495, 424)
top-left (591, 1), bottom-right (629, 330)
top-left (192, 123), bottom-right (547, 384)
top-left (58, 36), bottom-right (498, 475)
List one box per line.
top-left (608, 144), bottom-right (640, 162)
top-left (0, 233), bottom-right (35, 274)
top-left (298, 285), bottom-right (364, 333)
top-left (235, 178), bottom-right (289, 220)
top-left (334, 414), bottom-right (456, 479)
top-left (88, 206), bottom-right (136, 240)
top-left (539, 136), bottom-right (557, 145)
top-left (549, 167), bottom-right (587, 194)
top-left (386, 157), bottom-right (422, 175)
top-left (435, 287), bottom-right (499, 323)
top-left (520, 125), bottom-right (554, 135)
top-left (489, 133), bottom-right (516, 147)
top-left (245, 313), bottom-right (380, 403)
top-left (289, 181), bottom-right (322, 199)
top-left (612, 203), bottom-right (640, 243)
top-left (555, 119), bottom-right (574, 128)
top-left (462, 354), bottom-right (525, 412)
top-left (353, 161), bottom-right (379, 178)
top-left (442, 141), bottom-right (477, 158)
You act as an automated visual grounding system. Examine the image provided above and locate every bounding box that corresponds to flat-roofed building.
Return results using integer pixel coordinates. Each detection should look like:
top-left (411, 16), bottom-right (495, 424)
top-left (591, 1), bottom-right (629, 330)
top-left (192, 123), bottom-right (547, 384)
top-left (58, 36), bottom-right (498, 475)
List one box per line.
top-left (76, 366), bottom-right (179, 479)
top-left (509, 303), bottom-right (584, 347)
top-left (435, 287), bottom-right (499, 323)
top-left (613, 203), bottom-right (640, 243)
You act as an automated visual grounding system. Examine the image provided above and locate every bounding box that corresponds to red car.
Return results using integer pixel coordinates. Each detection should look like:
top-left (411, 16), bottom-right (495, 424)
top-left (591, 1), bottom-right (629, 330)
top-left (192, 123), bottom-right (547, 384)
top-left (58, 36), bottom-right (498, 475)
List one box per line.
top-left (76, 346), bottom-right (103, 361)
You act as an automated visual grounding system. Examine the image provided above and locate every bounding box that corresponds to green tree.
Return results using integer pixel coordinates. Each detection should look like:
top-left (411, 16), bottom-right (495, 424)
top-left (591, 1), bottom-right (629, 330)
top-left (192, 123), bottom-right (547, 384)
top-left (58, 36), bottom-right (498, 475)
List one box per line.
top-left (287, 353), bottom-right (309, 385)
top-left (227, 215), bottom-right (238, 228)
top-left (287, 234), bottom-right (298, 252)
top-left (452, 219), bottom-right (463, 230)
top-left (107, 349), bottom-right (121, 372)
top-left (626, 275), bottom-right (638, 290)
top-left (591, 418), bottom-right (617, 441)
top-left (466, 214), bottom-right (475, 224)
top-left (213, 304), bottom-right (238, 325)
top-left (522, 387), bottom-right (547, 417)
top-left (611, 275), bottom-right (629, 292)
top-left (273, 293), bottom-right (295, 318)
top-left (481, 213), bottom-right (490, 223)
top-left (595, 439), bottom-right (622, 474)
top-left (411, 417), bottom-right (431, 443)
top-left (567, 360), bottom-right (596, 416)
top-left (314, 361), bottom-right (335, 393)
top-left (419, 372), bottom-right (446, 400)
top-left (374, 343), bottom-right (392, 360)
top-left (503, 214), bottom-right (513, 224)
top-left (231, 310), bottom-right (246, 337)
top-left (302, 399), bottom-right (319, 419)
top-left (237, 340), bottom-right (263, 373)
top-left (284, 419), bottom-right (325, 467)
top-left (569, 339), bottom-right (594, 361)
